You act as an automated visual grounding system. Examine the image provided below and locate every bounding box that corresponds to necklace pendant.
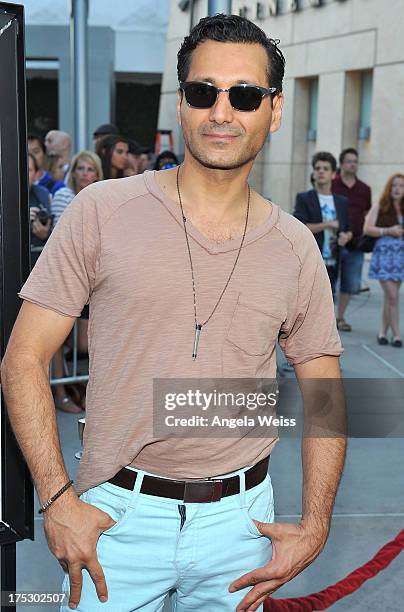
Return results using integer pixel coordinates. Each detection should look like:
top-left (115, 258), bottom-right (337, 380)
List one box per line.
top-left (192, 324), bottom-right (202, 360)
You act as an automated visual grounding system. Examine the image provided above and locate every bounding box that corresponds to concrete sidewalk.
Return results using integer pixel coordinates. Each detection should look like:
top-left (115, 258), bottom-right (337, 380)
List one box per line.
top-left (16, 270), bottom-right (404, 611)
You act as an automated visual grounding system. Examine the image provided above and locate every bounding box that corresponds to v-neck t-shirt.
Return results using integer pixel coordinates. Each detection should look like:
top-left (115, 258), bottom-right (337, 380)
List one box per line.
top-left (18, 170), bottom-right (343, 494)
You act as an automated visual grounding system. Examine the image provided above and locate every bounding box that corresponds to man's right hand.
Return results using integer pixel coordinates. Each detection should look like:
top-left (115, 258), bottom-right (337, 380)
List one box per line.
top-left (43, 492), bottom-right (116, 609)
top-left (327, 219), bottom-right (339, 230)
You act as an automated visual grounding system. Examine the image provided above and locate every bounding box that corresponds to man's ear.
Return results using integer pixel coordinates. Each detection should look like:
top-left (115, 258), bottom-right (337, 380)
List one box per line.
top-left (269, 92), bottom-right (284, 134)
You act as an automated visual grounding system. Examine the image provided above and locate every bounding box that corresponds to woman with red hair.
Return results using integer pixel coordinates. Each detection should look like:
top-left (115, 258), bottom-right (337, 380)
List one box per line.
top-left (364, 174), bottom-right (404, 347)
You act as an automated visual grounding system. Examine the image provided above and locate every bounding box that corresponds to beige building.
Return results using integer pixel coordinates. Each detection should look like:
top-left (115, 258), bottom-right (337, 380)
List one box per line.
top-left (158, 0), bottom-right (404, 211)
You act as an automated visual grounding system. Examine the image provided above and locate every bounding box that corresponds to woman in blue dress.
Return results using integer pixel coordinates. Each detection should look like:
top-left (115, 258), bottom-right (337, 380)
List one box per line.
top-left (364, 174), bottom-right (404, 347)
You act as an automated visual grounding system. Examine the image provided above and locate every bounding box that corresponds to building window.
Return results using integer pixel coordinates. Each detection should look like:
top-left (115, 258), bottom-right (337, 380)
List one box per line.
top-left (115, 74), bottom-right (161, 150)
top-left (307, 77), bottom-right (318, 141)
top-left (26, 59), bottom-right (59, 136)
top-left (359, 70), bottom-right (372, 140)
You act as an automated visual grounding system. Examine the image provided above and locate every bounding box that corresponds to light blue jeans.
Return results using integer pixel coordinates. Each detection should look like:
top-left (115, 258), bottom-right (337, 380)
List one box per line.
top-left (61, 463), bottom-right (274, 611)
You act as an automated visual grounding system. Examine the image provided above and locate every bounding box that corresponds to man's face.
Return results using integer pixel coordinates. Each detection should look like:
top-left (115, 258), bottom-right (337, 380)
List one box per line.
top-left (139, 153), bottom-right (150, 173)
top-left (177, 40), bottom-right (283, 171)
top-left (126, 152), bottom-right (141, 175)
top-left (341, 153), bottom-right (358, 176)
top-left (28, 156), bottom-right (38, 188)
top-left (28, 139), bottom-right (45, 170)
top-left (44, 131), bottom-right (56, 154)
top-left (45, 130), bottom-right (68, 156)
top-left (313, 161), bottom-right (335, 188)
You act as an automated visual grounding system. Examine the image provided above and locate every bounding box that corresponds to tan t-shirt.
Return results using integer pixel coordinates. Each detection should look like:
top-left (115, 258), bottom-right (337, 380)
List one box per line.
top-left (18, 171), bottom-right (343, 494)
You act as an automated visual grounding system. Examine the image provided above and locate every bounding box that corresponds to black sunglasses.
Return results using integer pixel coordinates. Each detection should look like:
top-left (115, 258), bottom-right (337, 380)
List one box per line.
top-left (179, 81), bottom-right (277, 112)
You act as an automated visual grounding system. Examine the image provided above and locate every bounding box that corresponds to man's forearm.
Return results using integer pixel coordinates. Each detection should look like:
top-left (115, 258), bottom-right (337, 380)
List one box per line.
top-left (301, 436), bottom-right (346, 537)
top-left (307, 222), bottom-right (329, 234)
top-left (294, 356), bottom-right (346, 538)
top-left (1, 354), bottom-right (76, 505)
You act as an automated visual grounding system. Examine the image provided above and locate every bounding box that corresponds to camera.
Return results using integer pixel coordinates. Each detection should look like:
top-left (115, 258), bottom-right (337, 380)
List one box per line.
top-left (35, 208), bottom-right (53, 225)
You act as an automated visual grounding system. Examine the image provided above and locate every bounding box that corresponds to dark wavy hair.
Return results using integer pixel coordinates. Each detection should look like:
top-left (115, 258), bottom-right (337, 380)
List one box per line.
top-left (177, 14), bottom-right (285, 97)
top-left (95, 135), bottom-right (128, 179)
top-left (28, 133), bottom-right (46, 155)
top-left (312, 151), bottom-right (337, 173)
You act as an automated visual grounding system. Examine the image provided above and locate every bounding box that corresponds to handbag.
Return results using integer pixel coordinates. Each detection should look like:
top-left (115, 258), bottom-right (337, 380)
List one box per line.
top-left (357, 234), bottom-right (376, 253)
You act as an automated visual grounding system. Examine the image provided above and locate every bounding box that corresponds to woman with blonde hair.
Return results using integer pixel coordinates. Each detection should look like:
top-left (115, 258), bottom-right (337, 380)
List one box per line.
top-left (50, 150), bottom-right (103, 412)
top-left (51, 150), bottom-right (103, 225)
top-left (364, 173), bottom-right (404, 347)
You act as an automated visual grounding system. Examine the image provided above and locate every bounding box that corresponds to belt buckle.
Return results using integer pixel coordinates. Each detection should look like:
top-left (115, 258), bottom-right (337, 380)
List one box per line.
top-left (183, 479), bottom-right (223, 503)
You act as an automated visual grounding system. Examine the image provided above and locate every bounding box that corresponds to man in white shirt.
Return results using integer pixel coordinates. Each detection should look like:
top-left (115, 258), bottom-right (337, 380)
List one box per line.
top-left (294, 151), bottom-right (352, 299)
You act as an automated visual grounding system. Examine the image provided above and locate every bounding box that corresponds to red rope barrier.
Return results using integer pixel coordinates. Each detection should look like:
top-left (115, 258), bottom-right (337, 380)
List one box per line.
top-left (264, 529), bottom-right (404, 611)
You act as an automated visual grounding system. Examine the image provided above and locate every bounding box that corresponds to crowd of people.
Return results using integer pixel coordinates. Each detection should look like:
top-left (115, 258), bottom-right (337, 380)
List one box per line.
top-left (27, 130), bottom-right (403, 411)
top-left (27, 124), bottom-right (179, 413)
top-left (293, 147), bottom-right (403, 350)
top-left (27, 124), bottom-right (180, 274)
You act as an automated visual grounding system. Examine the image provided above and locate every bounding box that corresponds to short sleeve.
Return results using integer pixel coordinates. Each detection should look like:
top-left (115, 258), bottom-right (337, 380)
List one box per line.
top-left (18, 185), bottom-right (101, 318)
top-left (278, 231), bottom-right (343, 365)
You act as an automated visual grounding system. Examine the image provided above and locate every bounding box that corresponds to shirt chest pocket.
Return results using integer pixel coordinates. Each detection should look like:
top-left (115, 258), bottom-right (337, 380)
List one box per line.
top-left (222, 300), bottom-right (284, 376)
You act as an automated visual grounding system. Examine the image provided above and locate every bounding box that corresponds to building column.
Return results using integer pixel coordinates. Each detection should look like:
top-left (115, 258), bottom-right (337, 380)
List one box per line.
top-left (260, 78), bottom-right (296, 211)
top-left (316, 72), bottom-right (345, 156)
top-left (208, 0), bottom-right (232, 14)
top-left (70, 0), bottom-right (89, 151)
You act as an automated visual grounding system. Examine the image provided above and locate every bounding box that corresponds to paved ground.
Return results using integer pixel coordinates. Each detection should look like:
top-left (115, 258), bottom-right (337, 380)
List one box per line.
top-left (16, 264), bottom-right (404, 611)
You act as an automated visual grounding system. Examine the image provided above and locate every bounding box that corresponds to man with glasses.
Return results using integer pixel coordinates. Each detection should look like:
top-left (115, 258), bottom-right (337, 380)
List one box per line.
top-left (2, 14), bottom-right (346, 612)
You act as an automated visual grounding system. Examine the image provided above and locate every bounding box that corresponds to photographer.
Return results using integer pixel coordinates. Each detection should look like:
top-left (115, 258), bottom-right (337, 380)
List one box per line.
top-left (28, 152), bottom-right (52, 268)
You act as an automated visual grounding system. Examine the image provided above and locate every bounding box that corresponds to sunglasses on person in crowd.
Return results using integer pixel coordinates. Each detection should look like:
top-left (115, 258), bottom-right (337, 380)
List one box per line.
top-left (179, 81), bottom-right (277, 112)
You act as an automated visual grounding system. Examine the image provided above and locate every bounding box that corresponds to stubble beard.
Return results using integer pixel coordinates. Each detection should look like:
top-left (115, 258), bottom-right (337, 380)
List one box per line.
top-left (183, 130), bottom-right (260, 171)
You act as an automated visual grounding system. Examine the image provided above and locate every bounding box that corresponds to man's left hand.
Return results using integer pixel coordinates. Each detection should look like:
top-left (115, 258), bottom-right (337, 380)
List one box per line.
top-left (32, 217), bottom-right (51, 240)
top-left (338, 231), bottom-right (352, 247)
top-left (228, 520), bottom-right (328, 612)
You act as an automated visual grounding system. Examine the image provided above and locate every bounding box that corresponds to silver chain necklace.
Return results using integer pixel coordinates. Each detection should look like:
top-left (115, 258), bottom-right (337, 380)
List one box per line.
top-left (176, 165), bottom-right (250, 359)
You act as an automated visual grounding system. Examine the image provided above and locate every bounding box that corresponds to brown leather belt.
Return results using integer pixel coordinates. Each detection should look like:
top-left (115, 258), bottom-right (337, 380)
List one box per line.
top-left (108, 455), bottom-right (270, 503)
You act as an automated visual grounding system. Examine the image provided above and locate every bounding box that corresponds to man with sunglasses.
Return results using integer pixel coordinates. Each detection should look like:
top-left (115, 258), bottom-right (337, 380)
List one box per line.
top-left (2, 14), bottom-right (345, 612)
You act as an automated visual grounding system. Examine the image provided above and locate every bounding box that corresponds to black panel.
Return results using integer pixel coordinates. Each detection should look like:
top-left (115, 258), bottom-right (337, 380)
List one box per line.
top-left (26, 76), bottom-right (59, 137)
top-left (0, 2), bottom-right (34, 547)
top-left (116, 81), bottom-right (161, 149)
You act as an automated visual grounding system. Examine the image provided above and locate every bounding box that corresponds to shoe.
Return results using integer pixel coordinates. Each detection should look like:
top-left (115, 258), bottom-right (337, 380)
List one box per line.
top-left (391, 338), bottom-right (402, 348)
top-left (336, 318), bottom-right (352, 332)
top-left (55, 396), bottom-right (84, 413)
top-left (377, 335), bottom-right (389, 345)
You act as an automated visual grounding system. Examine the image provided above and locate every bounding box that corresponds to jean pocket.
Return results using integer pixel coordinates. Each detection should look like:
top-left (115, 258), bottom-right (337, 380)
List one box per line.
top-left (240, 475), bottom-right (274, 537)
top-left (84, 482), bottom-right (136, 536)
